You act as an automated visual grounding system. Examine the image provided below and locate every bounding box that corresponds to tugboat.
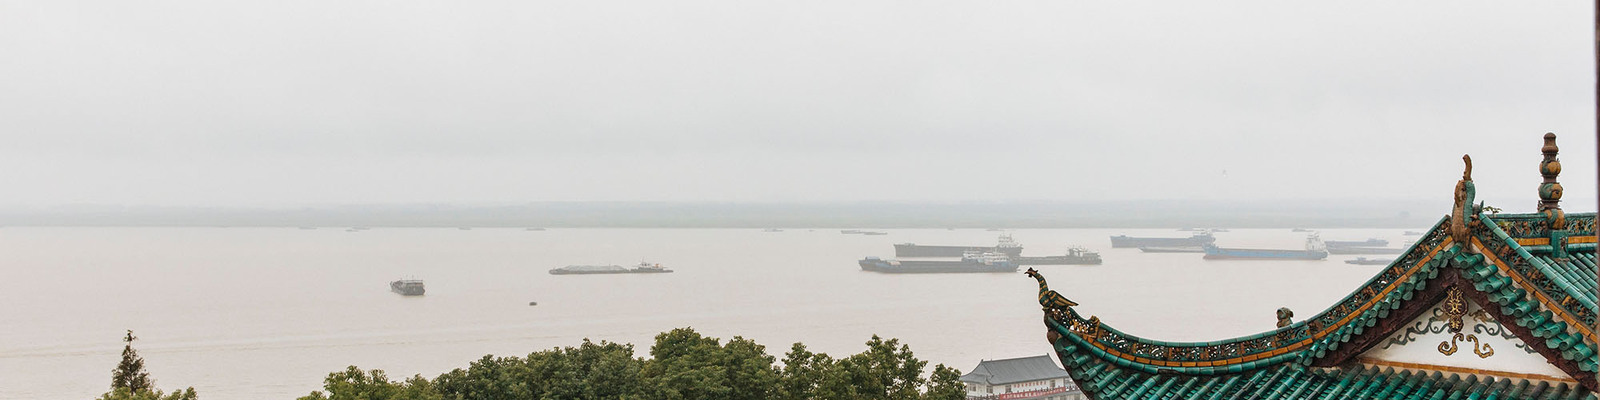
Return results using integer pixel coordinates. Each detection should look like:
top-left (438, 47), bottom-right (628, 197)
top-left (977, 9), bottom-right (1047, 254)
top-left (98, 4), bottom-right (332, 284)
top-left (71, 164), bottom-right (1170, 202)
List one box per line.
top-left (858, 251), bottom-right (1018, 273)
top-left (549, 261), bottom-right (674, 275)
top-left (1201, 234), bottom-right (1328, 260)
top-left (390, 279), bottom-right (425, 296)
top-left (1015, 247), bottom-right (1103, 265)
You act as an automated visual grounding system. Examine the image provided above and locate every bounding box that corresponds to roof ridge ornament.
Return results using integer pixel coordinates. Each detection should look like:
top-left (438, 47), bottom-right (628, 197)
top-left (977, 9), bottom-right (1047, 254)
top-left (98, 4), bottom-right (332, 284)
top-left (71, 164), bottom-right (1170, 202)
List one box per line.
top-left (1450, 155), bottom-right (1476, 247)
top-left (1537, 133), bottom-right (1568, 260)
top-left (1538, 133), bottom-right (1565, 225)
top-left (1024, 268), bottom-right (1078, 320)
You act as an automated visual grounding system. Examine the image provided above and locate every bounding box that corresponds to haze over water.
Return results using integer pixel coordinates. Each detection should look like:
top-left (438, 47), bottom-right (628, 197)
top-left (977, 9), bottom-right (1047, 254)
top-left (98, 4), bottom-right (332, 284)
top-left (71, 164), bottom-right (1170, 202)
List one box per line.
top-left (3, 227), bottom-right (1406, 399)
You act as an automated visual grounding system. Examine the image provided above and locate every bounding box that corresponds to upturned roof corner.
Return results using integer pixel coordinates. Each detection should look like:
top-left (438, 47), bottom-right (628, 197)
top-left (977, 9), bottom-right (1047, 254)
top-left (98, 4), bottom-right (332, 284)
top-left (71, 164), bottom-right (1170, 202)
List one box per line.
top-left (1038, 133), bottom-right (1599, 400)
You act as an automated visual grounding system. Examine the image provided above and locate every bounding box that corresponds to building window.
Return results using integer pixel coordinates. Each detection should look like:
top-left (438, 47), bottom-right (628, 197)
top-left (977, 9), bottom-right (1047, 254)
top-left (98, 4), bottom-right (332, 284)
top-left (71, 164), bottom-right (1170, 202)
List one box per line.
top-left (1005, 385), bottom-right (1012, 393)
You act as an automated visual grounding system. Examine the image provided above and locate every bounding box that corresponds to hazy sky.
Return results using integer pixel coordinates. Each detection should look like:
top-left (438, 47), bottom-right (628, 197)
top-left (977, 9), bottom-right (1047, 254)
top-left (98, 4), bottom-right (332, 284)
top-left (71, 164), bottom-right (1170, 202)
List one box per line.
top-left (1, 1), bottom-right (1593, 211)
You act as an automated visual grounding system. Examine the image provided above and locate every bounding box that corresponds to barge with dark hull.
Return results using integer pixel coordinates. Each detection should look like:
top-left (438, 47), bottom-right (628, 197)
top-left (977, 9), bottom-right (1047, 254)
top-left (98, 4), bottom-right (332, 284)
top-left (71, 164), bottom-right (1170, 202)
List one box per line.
top-left (859, 251), bottom-right (1017, 273)
top-left (1109, 232), bottom-right (1215, 248)
top-left (549, 262), bottom-right (674, 275)
top-left (894, 234), bottom-right (1023, 257)
top-left (390, 280), bottom-right (425, 296)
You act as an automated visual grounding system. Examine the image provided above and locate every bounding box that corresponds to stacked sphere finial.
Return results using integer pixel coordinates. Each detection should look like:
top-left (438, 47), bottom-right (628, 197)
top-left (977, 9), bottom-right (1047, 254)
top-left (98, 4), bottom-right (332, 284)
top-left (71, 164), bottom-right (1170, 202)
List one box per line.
top-left (1538, 133), bottom-right (1562, 212)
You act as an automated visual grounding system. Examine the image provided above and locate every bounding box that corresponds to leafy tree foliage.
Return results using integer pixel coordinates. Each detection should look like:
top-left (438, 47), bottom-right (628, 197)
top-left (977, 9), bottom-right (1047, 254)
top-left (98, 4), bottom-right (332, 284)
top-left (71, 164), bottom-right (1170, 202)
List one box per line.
top-left (112, 330), bottom-right (154, 393)
top-left (100, 330), bottom-right (198, 400)
top-left (97, 387), bottom-right (198, 400)
top-left (296, 367), bottom-right (440, 400)
top-left (641, 328), bottom-right (780, 400)
top-left (300, 328), bottom-right (962, 400)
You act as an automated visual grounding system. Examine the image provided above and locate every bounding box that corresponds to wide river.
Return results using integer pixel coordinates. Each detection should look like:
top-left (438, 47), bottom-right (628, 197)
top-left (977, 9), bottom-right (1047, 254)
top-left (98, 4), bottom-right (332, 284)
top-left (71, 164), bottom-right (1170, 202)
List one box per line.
top-left (0, 227), bottom-right (1415, 399)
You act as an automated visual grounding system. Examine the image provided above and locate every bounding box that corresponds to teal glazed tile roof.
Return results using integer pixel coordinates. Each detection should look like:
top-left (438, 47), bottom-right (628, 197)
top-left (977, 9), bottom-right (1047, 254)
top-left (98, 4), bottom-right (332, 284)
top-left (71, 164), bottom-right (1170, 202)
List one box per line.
top-left (1039, 210), bottom-right (1599, 400)
top-left (958, 355), bottom-right (1073, 385)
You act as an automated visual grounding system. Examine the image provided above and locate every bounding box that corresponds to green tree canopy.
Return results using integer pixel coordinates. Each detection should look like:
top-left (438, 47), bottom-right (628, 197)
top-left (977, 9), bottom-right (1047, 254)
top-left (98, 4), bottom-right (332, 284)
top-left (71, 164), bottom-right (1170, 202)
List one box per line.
top-left (299, 328), bottom-right (961, 400)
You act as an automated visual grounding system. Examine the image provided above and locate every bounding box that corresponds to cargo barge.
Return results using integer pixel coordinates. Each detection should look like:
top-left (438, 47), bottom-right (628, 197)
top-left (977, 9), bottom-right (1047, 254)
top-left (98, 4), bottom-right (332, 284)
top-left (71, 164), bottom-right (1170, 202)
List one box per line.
top-left (1109, 232), bottom-right (1215, 248)
top-left (1137, 246), bottom-right (1205, 253)
top-left (858, 251), bottom-right (1018, 273)
top-left (550, 262), bottom-right (674, 275)
top-left (894, 234), bottom-right (1023, 257)
top-left (1201, 235), bottom-right (1328, 260)
top-left (1015, 247), bottom-right (1102, 265)
top-left (1344, 257), bottom-right (1393, 265)
top-left (1324, 238), bottom-right (1389, 247)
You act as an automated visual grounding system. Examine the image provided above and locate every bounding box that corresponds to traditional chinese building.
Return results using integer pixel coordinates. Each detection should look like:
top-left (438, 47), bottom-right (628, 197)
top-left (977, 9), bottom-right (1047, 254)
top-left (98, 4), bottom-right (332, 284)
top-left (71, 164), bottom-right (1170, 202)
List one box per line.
top-left (960, 355), bottom-right (1086, 400)
top-left (1029, 133), bottom-right (1598, 399)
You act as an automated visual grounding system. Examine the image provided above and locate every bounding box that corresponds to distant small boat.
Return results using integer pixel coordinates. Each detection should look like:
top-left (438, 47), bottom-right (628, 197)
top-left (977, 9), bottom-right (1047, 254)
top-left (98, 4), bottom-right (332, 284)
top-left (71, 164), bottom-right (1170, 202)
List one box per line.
top-left (528, 301), bottom-right (539, 306)
top-left (1138, 246), bottom-right (1205, 253)
top-left (1345, 257), bottom-right (1393, 265)
top-left (391, 280), bottom-right (425, 296)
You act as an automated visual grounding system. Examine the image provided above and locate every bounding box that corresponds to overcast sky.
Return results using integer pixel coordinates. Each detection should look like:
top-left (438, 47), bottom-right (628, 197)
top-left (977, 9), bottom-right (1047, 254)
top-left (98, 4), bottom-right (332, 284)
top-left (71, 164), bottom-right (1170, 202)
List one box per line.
top-left (0, 1), bottom-right (1593, 211)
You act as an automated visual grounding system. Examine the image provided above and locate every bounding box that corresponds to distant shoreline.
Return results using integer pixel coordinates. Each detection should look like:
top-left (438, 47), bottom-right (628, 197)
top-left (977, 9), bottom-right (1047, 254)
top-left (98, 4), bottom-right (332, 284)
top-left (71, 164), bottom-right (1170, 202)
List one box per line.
top-left (0, 199), bottom-right (1494, 229)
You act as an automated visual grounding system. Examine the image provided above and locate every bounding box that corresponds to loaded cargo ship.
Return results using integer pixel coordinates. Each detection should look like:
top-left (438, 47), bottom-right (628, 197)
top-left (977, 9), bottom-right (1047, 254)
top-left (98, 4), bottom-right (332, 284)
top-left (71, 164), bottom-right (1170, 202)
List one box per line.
top-left (1201, 235), bottom-right (1328, 260)
top-left (1109, 232), bottom-right (1215, 248)
top-left (858, 251), bottom-right (1018, 273)
top-left (894, 234), bottom-right (1023, 257)
top-left (549, 261), bottom-right (674, 275)
top-left (1015, 247), bottom-right (1102, 265)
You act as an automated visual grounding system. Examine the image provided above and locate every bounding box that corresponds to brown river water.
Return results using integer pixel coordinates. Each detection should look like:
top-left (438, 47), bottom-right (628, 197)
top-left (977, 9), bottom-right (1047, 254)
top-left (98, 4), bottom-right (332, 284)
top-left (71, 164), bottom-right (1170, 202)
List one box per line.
top-left (0, 227), bottom-right (1408, 399)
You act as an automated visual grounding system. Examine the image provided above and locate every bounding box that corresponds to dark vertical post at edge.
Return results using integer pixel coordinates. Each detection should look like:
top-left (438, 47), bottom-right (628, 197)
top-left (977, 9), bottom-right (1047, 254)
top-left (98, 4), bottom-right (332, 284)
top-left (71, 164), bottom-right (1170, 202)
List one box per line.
top-left (1593, 0), bottom-right (1598, 388)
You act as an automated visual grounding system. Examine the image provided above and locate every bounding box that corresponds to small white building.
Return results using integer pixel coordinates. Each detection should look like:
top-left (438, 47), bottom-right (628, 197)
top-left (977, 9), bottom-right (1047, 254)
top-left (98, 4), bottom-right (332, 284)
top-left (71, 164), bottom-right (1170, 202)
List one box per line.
top-left (959, 355), bottom-right (1085, 400)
